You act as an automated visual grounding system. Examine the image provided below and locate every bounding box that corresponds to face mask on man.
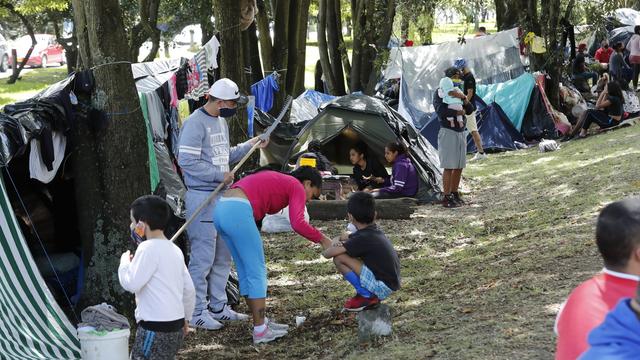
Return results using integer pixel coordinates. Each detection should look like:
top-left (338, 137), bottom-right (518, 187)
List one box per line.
top-left (219, 107), bottom-right (237, 118)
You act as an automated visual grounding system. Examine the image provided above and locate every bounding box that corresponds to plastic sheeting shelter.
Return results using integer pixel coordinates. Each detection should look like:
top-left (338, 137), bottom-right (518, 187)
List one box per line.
top-left (282, 95), bottom-right (443, 199)
top-left (0, 176), bottom-right (81, 359)
top-left (384, 28), bottom-right (525, 128)
top-left (290, 90), bottom-right (336, 123)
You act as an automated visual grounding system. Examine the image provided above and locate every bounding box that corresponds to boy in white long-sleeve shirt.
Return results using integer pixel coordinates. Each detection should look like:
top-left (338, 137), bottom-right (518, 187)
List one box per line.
top-left (119, 195), bottom-right (196, 360)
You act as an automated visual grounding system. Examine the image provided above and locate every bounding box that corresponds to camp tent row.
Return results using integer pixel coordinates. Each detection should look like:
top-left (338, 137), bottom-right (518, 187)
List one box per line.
top-left (383, 28), bottom-right (558, 153)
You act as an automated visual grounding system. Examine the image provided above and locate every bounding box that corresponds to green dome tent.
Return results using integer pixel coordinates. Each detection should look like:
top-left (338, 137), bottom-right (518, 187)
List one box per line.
top-left (282, 94), bottom-right (443, 203)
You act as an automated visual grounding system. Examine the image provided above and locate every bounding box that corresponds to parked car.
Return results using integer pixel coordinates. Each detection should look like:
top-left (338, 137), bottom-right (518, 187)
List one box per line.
top-left (0, 33), bottom-right (8, 72)
top-left (9, 34), bottom-right (65, 68)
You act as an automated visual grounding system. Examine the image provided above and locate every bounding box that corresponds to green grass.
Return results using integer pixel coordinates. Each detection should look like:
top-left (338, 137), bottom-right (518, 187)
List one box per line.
top-left (0, 67), bottom-right (68, 107)
top-left (180, 125), bottom-right (640, 359)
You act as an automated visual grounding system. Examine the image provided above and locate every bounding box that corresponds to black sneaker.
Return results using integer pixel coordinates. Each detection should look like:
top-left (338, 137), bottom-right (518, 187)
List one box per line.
top-left (442, 194), bottom-right (460, 208)
top-left (452, 192), bottom-right (465, 205)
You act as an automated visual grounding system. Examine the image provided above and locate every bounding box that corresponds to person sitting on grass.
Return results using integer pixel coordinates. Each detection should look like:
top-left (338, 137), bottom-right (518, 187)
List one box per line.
top-left (367, 142), bottom-right (418, 199)
top-left (554, 197), bottom-right (640, 360)
top-left (580, 270), bottom-right (640, 359)
top-left (577, 80), bottom-right (625, 138)
top-left (349, 141), bottom-right (389, 191)
top-left (322, 192), bottom-right (400, 312)
top-left (118, 195), bottom-right (196, 360)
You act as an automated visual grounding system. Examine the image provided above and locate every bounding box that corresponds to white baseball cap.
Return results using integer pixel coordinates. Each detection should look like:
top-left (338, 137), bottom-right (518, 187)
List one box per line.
top-left (208, 78), bottom-right (248, 104)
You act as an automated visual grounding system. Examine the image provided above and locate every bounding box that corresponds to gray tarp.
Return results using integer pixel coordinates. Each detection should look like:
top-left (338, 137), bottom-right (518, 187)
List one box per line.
top-left (384, 28), bottom-right (525, 128)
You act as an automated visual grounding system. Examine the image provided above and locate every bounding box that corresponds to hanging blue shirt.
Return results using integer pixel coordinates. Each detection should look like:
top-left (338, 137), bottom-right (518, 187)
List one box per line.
top-left (251, 74), bottom-right (280, 113)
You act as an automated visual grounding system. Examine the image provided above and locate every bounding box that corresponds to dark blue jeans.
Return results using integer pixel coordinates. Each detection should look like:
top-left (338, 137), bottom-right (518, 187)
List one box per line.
top-left (574, 71), bottom-right (598, 87)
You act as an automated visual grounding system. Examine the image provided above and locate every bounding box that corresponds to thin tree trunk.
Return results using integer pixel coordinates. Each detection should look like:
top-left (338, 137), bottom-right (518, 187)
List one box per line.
top-left (364, 0), bottom-right (396, 95)
top-left (200, 0), bottom-right (214, 46)
top-left (293, 0), bottom-right (311, 96)
top-left (256, 0), bottom-right (273, 72)
top-left (214, 0), bottom-right (249, 145)
top-left (318, 0), bottom-right (337, 94)
top-left (349, 0), bottom-right (365, 92)
top-left (336, 0), bottom-right (351, 91)
top-left (246, 21), bottom-right (264, 84)
top-left (326, 0), bottom-right (346, 95)
top-left (71, 0), bottom-right (150, 314)
top-left (2, 2), bottom-right (36, 84)
top-left (51, 15), bottom-right (78, 74)
top-left (286, 0), bottom-right (300, 94)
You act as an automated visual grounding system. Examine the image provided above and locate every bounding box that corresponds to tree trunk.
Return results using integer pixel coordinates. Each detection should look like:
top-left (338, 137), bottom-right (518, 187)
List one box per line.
top-left (71, 0), bottom-right (150, 313)
top-left (3, 2), bottom-right (36, 84)
top-left (336, 0), bottom-right (351, 91)
top-left (495, 0), bottom-right (520, 31)
top-left (246, 21), bottom-right (265, 84)
top-left (326, 0), bottom-right (346, 95)
top-left (129, 0), bottom-right (162, 62)
top-left (286, 0), bottom-right (300, 94)
top-left (349, 0), bottom-right (365, 92)
top-left (364, 0), bottom-right (396, 95)
top-left (318, 0), bottom-right (338, 94)
top-left (291, 0), bottom-right (311, 96)
top-left (541, 0), bottom-right (562, 108)
top-left (214, 0), bottom-right (249, 146)
top-left (199, 0), bottom-right (214, 46)
top-left (256, 0), bottom-right (273, 72)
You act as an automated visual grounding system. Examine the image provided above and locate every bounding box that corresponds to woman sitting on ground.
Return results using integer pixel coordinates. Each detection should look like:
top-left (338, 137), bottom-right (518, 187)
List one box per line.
top-left (349, 141), bottom-right (389, 191)
top-left (578, 80), bottom-right (625, 138)
top-left (367, 142), bottom-right (418, 199)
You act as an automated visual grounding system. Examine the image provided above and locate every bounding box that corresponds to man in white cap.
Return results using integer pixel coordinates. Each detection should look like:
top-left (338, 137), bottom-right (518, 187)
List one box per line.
top-left (178, 78), bottom-right (267, 330)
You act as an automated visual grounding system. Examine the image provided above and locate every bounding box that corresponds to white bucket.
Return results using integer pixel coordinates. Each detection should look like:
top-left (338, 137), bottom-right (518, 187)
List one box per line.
top-left (77, 327), bottom-right (130, 360)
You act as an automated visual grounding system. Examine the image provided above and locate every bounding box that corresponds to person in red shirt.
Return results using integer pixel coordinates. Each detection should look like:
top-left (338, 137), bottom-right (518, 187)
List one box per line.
top-left (555, 197), bottom-right (640, 360)
top-left (594, 40), bottom-right (614, 65)
top-left (213, 167), bottom-right (333, 344)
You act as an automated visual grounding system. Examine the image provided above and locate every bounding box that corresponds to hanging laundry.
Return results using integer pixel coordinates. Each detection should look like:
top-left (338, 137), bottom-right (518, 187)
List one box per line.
top-left (247, 95), bottom-right (256, 137)
top-left (204, 35), bottom-right (220, 71)
top-left (185, 51), bottom-right (209, 100)
top-left (145, 92), bottom-right (168, 141)
top-left (251, 74), bottom-right (280, 113)
top-left (168, 74), bottom-right (179, 108)
top-left (178, 99), bottom-right (190, 127)
top-left (29, 131), bottom-right (66, 184)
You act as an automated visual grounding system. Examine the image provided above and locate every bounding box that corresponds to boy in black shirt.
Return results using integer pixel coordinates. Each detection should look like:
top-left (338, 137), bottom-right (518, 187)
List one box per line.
top-left (322, 192), bottom-right (401, 311)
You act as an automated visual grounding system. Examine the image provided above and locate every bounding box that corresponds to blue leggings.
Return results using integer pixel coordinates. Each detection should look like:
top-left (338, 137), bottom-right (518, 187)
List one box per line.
top-left (213, 198), bottom-right (267, 299)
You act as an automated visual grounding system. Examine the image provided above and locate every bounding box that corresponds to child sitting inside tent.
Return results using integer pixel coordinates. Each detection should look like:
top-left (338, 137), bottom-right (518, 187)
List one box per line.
top-left (439, 67), bottom-right (467, 129)
top-left (367, 142), bottom-right (418, 199)
top-left (349, 141), bottom-right (389, 191)
top-left (322, 192), bottom-right (400, 311)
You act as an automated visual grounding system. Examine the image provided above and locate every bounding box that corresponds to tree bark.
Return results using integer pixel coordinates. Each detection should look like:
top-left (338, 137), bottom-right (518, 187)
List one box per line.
top-left (71, 0), bottom-right (150, 313)
top-left (256, 0), bottom-right (273, 72)
top-left (326, 0), bottom-right (346, 95)
top-left (213, 0), bottom-right (249, 146)
top-left (495, 0), bottom-right (520, 31)
top-left (199, 0), bottom-right (214, 46)
top-left (2, 2), bottom-right (36, 84)
top-left (336, 0), bottom-right (351, 90)
top-left (349, 0), bottom-right (365, 92)
top-left (318, 0), bottom-right (338, 94)
top-left (364, 0), bottom-right (396, 95)
top-left (128, 0), bottom-right (162, 62)
top-left (292, 0), bottom-right (311, 96)
top-left (541, 0), bottom-right (563, 108)
top-left (245, 21), bottom-right (265, 84)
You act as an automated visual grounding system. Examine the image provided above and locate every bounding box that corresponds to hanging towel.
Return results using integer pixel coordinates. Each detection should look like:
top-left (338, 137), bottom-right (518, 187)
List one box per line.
top-left (204, 35), bottom-right (220, 70)
top-left (29, 131), bottom-right (66, 184)
top-left (251, 74), bottom-right (280, 113)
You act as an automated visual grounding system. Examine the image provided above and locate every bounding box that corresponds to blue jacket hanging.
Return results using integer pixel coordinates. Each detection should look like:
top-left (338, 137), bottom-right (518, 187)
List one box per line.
top-left (251, 74), bottom-right (280, 113)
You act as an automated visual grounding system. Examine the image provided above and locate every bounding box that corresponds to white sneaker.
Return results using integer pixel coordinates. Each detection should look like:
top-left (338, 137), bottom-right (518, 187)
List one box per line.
top-left (266, 317), bottom-right (289, 331)
top-left (470, 152), bottom-right (487, 161)
top-left (190, 311), bottom-right (224, 330)
top-left (209, 304), bottom-right (250, 321)
top-left (253, 325), bottom-right (288, 345)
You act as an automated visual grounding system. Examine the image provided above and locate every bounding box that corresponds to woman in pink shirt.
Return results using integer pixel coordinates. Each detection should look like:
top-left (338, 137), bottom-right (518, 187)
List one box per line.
top-left (213, 167), bottom-right (332, 344)
top-left (628, 26), bottom-right (640, 90)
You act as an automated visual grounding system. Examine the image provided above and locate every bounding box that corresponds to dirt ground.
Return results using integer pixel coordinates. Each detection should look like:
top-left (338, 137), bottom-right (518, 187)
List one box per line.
top-left (179, 125), bottom-right (640, 359)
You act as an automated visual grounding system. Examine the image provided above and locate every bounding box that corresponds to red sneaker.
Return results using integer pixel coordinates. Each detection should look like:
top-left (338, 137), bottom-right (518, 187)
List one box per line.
top-left (343, 294), bottom-right (380, 312)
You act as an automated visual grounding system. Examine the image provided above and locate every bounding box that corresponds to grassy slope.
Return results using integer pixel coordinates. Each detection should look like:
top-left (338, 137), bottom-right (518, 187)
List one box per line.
top-left (180, 125), bottom-right (640, 359)
top-left (0, 67), bottom-right (67, 107)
